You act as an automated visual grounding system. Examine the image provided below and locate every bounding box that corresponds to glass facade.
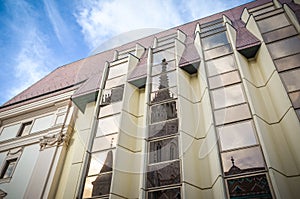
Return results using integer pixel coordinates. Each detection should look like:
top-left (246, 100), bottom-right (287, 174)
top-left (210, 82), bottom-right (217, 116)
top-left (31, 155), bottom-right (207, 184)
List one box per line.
top-left (201, 17), bottom-right (273, 198)
top-left (146, 37), bottom-right (181, 197)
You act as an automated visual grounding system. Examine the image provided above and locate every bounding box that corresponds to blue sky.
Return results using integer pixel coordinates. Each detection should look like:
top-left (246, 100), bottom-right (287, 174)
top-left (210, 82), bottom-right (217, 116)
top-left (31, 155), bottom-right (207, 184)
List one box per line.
top-left (0, 0), bottom-right (252, 105)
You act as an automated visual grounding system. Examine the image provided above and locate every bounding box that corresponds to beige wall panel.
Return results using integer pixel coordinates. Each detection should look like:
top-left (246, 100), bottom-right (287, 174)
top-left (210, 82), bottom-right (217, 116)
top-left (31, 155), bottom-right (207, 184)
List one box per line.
top-left (178, 96), bottom-right (196, 138)
top-left (254, 116), bottom-right (299, 176)
top-left (182, 182), bottom-right (212, 199)
top-left (60, 163), bottom-right (82, 199)
top-left (0, 145), bottom-right (39, 199)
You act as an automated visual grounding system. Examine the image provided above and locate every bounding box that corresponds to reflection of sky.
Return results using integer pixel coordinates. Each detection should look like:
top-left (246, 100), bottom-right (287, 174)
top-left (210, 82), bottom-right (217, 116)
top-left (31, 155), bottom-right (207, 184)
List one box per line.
top-left (107, 62), bottom-right (128, 79)
top-left (212, 84), bottom-right (245, 109)
top-left (206, 55), bottom-right (235, 76)
top-left (222, 147), bottom-right (264, 172)
top-left (218, 120), bottom-right (257, 151)
top-left (153, 48), bottom-right (175, 65)
top-left (97, 114), bottom-right (120, 136)
top-left (202, 32), bottom-right (228, 50)
top-left (88, 152), bottom-right (107, 175)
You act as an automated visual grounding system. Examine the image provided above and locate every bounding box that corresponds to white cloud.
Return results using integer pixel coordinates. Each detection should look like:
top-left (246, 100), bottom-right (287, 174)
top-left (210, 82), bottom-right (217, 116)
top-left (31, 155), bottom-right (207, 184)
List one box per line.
top-left (74, 0), bottom-right (184, 51)
top-left (4, 1), bottom-right (53, 100)
top-left (74, 0), bottom-right (252, 52)
top-left (43, 0), bottom-right (73, 47)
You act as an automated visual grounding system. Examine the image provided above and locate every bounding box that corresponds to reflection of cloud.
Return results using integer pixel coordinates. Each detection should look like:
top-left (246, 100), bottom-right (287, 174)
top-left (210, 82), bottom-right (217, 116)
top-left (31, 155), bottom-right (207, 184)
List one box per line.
top-left (218, 121), bottom-right (257, 151)
top-left (222, 147), bottom-right (264, 171)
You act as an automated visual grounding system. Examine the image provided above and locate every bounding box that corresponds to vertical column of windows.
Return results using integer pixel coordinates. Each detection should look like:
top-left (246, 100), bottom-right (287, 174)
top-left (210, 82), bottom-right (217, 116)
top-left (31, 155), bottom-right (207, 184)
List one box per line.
top-left (82, 61), bottom-right (127, 199)
top-left (200, 19), bottom-right (273, 199)
top-left (251, 5), bottom-right (300, 121)
top-left (146, 40), bottom-right (181, 198)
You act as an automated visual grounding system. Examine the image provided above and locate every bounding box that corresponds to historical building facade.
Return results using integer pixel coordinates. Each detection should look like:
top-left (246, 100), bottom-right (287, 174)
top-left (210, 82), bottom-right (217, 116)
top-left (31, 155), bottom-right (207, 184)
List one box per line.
top-left (0, 0), bottom-right (300, 198)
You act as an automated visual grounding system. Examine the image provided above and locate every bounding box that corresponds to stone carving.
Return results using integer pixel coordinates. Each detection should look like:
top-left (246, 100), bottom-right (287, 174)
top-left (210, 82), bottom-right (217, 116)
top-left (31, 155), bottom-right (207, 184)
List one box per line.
top-left (39, 133), bottom-right (66, 150)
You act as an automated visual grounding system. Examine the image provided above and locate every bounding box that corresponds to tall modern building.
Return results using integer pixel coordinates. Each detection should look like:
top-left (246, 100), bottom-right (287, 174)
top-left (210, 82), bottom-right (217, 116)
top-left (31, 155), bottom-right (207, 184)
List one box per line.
top-left (0, 0), bottom-right (300, 198)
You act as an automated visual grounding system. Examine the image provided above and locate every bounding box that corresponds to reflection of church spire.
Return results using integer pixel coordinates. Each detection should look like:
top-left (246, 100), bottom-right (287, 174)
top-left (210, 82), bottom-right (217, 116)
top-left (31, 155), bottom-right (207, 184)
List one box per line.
top-left (92, 145), bottom-right (113, 196)
top-left (152, 59), bottom-right (173, 103)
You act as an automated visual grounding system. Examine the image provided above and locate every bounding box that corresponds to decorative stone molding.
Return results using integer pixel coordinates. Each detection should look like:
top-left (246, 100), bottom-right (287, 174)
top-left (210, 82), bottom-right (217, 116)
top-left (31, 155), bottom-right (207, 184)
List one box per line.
top-left (39, 133), bottom-right (68, 150)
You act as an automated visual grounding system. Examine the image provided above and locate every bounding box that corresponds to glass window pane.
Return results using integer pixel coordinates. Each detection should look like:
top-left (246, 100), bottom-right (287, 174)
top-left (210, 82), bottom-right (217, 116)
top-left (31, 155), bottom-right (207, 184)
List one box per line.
top-left (152, 60), bottom-right (176, 76)
top-left (201, 26), bottom-right (226, 37)
top-left (105, 75), bottom-right (126, 89)
top-left (107, 62), bottom-right (127, 79)
top-left (0, 124), bottom-right (21, 142)
top-left (289, 91), bottom-right (300, 109)
top-left (201, 18), bottom-right (223, 29)
top-left (149, 119), bottom-right (178, 139)
top-left (211, 84), bottom-right (246, 109)
top-left (147, 161), bottom-right (180, 188)
top-left (296, 109), bottom-right (300, 120)
top-left (267, 36), bottom-right (300, 59)
top-left (201, 23), bottom-right (224, 33)
top-left (97, 114), bottom-right (120, 136)
top-left (227, 174), bottom-right (273, 198)
top-left (157, 38), bottom-right (175, 47)
top-left (148, 187), bottom-right (181, 199)
top-left (218, 120), bottom-right (258, 151)
top-left (222, 146), bottom-right (265, 176)
top-left (153, 48), bottom-right (175, 65)
top-left (83, 174), bottom-right (112, 198)
top-left (280, 68), bottom-right (300, 92)
top-left (99, 101), bottom-right (122, 118)
top-left (206, 54), bottom-right (236, 76)
top-left (151, 71), bottom-right (177, 92)
top-left (101, 85), bottom-right (124, 106)
top-left (151, 101), bottom-right (178, 123)
top-left (151, 87), bottom-right (177, 104)
top-left (149, 137), bottom-right (179, 163)
top-left (88, 150), bottom-right (114, 176)
top-left (92, 134), bottom-right (118, 152)
top-left (214, 103), bottom-right (251, 125)
top-left (252, 5), bottom-right (275, 16)
top-left (202, 31), bottom-right (229, 50)
top-left (31, 114), bottom-right (54, 133)
top-left (257, 13), bottom-right (290, 33)
top-left (204, 44), bottom-right (232, 60)
top-left (208, 70), bottom-right (240, 89)
top-left (263, 25), bottom-right (297, 44)
top-left (274, 53), bottom-right (300, 72)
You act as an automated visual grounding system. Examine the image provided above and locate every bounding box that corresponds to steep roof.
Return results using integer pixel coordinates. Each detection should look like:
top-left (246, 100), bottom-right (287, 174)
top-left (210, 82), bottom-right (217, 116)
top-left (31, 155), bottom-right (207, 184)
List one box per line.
top-left (2, 0), bottom-right (298, 111)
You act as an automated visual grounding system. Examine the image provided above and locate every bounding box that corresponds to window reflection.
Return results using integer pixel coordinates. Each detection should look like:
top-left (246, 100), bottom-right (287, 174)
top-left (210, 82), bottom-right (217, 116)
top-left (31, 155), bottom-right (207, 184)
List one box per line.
top-left (151, 71), bottom-right (177, 92)
top-left (84, 150), bottom-right (113, 198)
top-left (107, 62), bottom-right (128, 79)
top-left (206, 55), bottom-right (236, 77)
top-left (257, 13), bottom-right (290, 33)
top-left (218, 120), bottom-right (257, 151)
top-left (151, 101), bottom-right (177, 124)
top-left (227, 174), bottom-right (272, 198)
top-left (151, 87), bottom-right (177, 104)
top-left (97, 114), bottom-right (120, 136)
top-left (147, 161), bottom-right (180, 188)
top-left (148, 188), bottom-right (181, 199)
top-left (274, 53), bottom-right (300, 72)
top-left (149, 137), bottom-right (179, 163)
top-left (267, 36), bottom-right (300, 59)
top-left (204, 44), bottom-right (232, 60)
top-left (289, 91), bottom-right (300, 109)
top-left (211, 84), bottom-right (246, 109)
top-left (214, 103), bottom-right (251, 125)
top-left (152, 60), bottom-right (176, 76)
top-left (202, 31), bottom-right (229, 50)
top-left (280, 68), bottom-right (300, 92)
top-left (105, 75), bottom-right (126, 89)
top-left (208, 70), bottom-right (240, 89)
top-left (148, 119), bottom-right (178, 139)
top-left (222, 147), bottom-right (265, 176)
top-left (31, 114), bottom-right (54, 133)
top-left (153, 48), bottom-right (175, 65)
top-left (263, 25), bottom-right (297, 44)
top-left (101, 85), bottom-right (124, 106)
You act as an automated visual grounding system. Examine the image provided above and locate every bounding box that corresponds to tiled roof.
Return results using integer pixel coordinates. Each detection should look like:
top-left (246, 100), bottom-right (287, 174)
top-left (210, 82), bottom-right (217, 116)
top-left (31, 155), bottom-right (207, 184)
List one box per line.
top-left (2, 0), bottom-right (298, 110)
